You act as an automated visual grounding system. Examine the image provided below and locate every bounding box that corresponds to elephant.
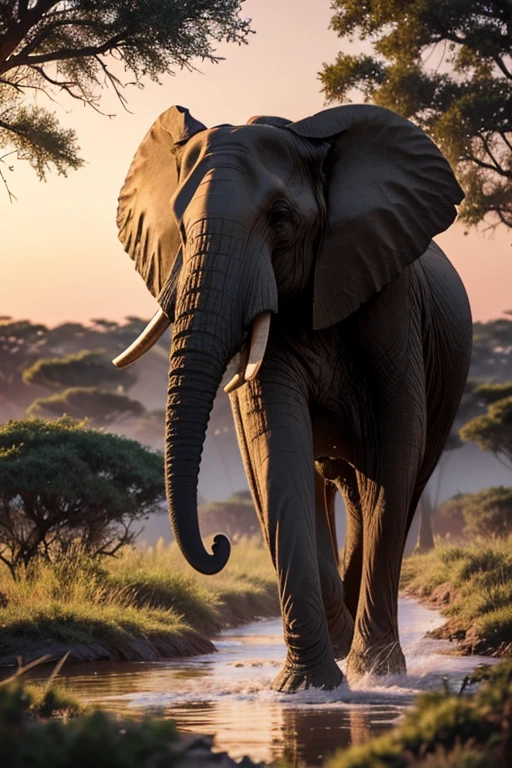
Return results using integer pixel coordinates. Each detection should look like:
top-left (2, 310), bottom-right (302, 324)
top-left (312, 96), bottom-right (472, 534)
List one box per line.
top-left (112, 103), bottom-right (472, 692)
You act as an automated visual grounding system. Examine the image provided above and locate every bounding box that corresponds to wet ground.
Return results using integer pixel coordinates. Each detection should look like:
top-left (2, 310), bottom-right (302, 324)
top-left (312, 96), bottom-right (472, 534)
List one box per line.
top-left (25, 598), bottom-right (495, 766)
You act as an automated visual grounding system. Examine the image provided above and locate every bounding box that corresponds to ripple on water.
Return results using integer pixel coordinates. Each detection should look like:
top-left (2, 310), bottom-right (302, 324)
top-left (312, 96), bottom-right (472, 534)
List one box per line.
top-left (27, 598), bottom-right (498, 766)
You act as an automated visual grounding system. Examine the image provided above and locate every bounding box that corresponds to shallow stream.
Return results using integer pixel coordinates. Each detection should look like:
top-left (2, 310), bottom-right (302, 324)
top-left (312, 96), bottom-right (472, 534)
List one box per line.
top-left (33, 599), bottom-right (495, 766)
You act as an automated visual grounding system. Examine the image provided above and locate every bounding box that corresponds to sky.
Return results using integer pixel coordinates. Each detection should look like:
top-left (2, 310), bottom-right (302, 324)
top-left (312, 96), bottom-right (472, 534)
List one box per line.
top-left (1, 0), bottom-right (511, 327)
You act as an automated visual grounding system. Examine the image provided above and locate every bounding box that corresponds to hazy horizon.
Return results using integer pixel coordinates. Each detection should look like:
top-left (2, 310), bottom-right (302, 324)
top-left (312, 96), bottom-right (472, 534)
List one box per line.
top-left (2, 0), bottom-right (511, 327)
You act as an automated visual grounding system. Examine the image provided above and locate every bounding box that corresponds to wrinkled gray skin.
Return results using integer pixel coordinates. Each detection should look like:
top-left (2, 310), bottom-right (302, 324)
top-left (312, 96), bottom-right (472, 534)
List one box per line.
top-left (117, 105), bottom-right (472, 692)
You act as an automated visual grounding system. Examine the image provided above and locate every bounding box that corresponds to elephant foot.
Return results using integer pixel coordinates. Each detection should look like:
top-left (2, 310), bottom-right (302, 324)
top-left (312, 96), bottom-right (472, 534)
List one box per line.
top-left (346, 638), bottom-right (406, 680)
top-left (328, 602), bottom-right (354, 661)
top-left (271, 657), bottom-right (344, 693)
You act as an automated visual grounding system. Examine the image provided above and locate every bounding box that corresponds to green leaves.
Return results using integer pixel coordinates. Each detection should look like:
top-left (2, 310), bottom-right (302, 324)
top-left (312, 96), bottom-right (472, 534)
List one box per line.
top-left (322, 0), bottom-right (512, 231)
top-left (0, 418), bottom-right (165, 575)
top-left (0, 1), bottom-right (252, 189)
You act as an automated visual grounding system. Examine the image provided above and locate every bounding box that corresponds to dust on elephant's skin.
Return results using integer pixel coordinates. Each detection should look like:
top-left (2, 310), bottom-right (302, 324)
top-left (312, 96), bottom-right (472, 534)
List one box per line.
top-left (114, 104), bottom-right (472, 691)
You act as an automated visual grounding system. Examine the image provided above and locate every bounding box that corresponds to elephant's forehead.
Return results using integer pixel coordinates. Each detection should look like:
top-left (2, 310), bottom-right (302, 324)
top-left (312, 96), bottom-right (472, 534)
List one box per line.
top-left (187, 124), bottom-right (297, 174)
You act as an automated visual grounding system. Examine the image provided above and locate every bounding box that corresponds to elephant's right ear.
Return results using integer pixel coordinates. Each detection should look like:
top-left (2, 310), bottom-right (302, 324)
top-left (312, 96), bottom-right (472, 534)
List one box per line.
top-left (117, 105), bottom-right (206, 305)
top-left (286, 105), bottom-right (464, 330)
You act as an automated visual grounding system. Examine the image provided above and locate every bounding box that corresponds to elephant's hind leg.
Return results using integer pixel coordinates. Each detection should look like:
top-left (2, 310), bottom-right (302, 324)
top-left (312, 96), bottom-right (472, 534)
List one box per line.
top-left (314, 471), bottom-right (353, 660)
top-left (346, 406), bottom-right (425, 680)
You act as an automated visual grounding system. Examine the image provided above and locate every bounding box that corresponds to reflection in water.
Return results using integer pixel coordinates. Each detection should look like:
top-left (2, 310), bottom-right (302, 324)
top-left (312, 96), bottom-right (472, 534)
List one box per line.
top-left (21, 599), bottom-right (496, 766)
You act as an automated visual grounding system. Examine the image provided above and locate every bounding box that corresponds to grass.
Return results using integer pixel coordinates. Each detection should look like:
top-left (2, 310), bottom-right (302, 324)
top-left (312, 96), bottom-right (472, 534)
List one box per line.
top-left (325, 659), bottom-right (512, 767)
top-left (4, 655), bottom-right (512, 768)
top-left (401, 536), bottom-right (512, 655)
top-left (0, 669), bottom-right (182, 768)
top-left (0, 538), bottom-right (278, 666)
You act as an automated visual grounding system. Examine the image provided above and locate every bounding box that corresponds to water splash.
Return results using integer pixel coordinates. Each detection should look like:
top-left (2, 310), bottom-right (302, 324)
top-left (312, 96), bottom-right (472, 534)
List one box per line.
top-left (45, 598), bottom-right (497, 766)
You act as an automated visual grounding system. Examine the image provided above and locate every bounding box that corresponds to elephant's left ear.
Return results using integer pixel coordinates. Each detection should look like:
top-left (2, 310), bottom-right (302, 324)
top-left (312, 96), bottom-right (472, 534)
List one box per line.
top-left (285, 105), bottom-right (464, 330)
top-left (117, 105), bottom-right (206, 304)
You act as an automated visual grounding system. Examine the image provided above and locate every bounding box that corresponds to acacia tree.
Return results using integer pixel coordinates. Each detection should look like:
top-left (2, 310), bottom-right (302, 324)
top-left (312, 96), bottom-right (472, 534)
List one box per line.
top-left (26, 386), bottom-right (145, 426)
top-left (0, 0), bottom-right (251, 196)
top-left (460, 393), bottom-right (512, 467)
top-left (22, 349), bottom-right (137, 391)
top-left (320, 1), bottom-right (512, 231)
top-left (0, 418), bottom-right (165, 578)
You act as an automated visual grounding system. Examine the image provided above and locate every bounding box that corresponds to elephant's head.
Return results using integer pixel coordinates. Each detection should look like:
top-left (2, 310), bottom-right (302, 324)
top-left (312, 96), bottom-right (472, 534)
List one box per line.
top-left (114, 104), bottom-right (463, 575)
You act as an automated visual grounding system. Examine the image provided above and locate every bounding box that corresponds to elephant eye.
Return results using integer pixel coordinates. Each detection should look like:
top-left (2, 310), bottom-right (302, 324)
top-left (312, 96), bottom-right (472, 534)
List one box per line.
top-left (268, 201), bottom-right (299, 247)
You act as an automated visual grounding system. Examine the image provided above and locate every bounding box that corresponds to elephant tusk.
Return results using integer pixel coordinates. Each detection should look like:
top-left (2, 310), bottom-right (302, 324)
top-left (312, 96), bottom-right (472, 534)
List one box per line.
top-left (244, 311), bottom-right (272, 380)
top-left (223, 311), bottom-right (272, 394)
top-left (112, 309), bottom-right (171, 368)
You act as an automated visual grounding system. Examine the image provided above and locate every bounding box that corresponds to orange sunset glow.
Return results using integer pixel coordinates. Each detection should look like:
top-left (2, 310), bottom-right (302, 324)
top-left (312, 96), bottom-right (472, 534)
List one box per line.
top-left (1, 0), bottom-right (510, 327)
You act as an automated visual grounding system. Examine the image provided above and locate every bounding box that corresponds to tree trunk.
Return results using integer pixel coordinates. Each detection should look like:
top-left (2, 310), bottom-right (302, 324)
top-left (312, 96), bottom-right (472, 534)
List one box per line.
top-left (416, 488), bottom-right (435, 552)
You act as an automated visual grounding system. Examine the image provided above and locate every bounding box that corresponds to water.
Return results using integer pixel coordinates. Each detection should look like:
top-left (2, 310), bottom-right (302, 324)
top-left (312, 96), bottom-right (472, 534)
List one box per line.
top-left (29, 599), bottom-right (495, 766)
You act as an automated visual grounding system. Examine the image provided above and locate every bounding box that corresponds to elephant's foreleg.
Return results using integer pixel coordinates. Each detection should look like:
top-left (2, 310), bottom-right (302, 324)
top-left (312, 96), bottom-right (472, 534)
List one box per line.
top-left (314, 473), bottom-right (353, 660)
top-left (232, 369), bottom-right (343, 692)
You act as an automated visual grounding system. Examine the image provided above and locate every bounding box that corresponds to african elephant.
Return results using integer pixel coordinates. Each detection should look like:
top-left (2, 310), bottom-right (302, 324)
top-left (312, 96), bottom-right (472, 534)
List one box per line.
top-left (113, 104), bottom-right (472, 692)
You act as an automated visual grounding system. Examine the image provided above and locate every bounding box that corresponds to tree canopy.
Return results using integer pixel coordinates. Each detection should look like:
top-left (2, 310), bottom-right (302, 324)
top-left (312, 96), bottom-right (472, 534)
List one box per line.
top-left (22, 349), bottom-right (137, 391)
top-left (0, 0), bottom-right (251, 194)
top-left (320, 1), bottom-right (512, 231)
top-left (26, 386), bottom-right (145, 426)
top-left (0, 418), bottom-right (165, 577)
top-left (460, 394), bottom-right (512, 467)
top-left (439, 486), bottom-right (512, 538)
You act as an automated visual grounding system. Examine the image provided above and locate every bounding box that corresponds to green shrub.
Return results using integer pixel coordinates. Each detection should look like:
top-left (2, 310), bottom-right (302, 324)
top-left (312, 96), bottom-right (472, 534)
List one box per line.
top-left (0, 675), bottom-right (179, 768)
top-left (326, 660), bottom-right (512, 767)
top-left (438, 487), bottom-right (512, 538)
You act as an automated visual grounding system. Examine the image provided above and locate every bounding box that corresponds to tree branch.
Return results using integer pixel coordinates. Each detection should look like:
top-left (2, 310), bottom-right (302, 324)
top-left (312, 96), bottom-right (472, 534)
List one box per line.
top-left (463, 149), bottom-right (511, 178)
top-left (2, 31), bottom-right (126, 72)
top-left (0, 0), bottom-right (58, 67)
top-left (494, 54), bottom-right (512, 80)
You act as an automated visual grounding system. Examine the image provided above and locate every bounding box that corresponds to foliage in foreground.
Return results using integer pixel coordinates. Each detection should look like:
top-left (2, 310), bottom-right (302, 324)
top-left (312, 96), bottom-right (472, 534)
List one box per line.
top-left (327, 660), bottom-right (512, 767)
top-left (0, 418), bottom-right (165, 577)
top-left (401, 537), bottom-right (512, 655)
top-left (0, 671), bottom-right (179, 768)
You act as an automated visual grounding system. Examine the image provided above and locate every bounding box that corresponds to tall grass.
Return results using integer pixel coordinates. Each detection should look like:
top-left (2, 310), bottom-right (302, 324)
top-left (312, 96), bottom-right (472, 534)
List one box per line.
top-left (0, 538), bottom-right (278, 663)
top-left (401, 536), bottom-right (512, 654)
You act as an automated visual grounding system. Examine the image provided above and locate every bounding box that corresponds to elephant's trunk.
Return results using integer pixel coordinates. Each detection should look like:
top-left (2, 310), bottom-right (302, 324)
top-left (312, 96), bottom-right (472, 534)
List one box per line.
top-left (164, 221), bottom-right (276, 575)
top-left (165, 326), bottom-right (231, 574)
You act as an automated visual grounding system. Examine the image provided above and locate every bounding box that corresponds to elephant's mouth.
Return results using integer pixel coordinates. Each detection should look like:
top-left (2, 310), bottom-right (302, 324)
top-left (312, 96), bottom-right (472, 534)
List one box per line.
top-left (112, 309), bottom-right (272, 393)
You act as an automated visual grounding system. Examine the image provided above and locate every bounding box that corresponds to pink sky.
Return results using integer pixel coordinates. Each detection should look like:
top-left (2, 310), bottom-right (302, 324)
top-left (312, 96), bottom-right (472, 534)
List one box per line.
top-left (1, 0), bottom-right (510, 326)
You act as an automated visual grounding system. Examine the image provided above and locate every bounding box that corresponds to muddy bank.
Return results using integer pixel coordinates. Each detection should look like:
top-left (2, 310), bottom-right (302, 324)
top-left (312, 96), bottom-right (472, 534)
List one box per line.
top-left (0, 589), bottom-right (280, 669)
top-left (401, 582), bottom-right (512, 657)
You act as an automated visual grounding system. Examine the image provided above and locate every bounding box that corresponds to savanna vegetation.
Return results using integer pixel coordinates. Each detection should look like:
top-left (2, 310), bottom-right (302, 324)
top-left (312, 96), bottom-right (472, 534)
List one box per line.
top-left (0, 416), bottom-right (277, 665)
top-left (401, 537), bottom-right (512, 656)
top-left (0, 537), bottom-right (278, 666)
top-left (4, 653), bottom-right (512, 767)
top-left (326, 659), bottom-right (512, 767)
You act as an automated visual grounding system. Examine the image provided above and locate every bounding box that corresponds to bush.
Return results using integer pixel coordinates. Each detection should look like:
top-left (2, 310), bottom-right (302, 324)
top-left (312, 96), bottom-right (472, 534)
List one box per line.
top-left (326, 660), bottom-right (512, 767)
top-left (438, 487), bottom-right (512, 538)
top-left (0, 419), bottom-right (165, 577)
top-left (402, 538), bottom-right (512, 655)
top-left (0, 672), bottom-right (179, 768)
top-left (198, 490), bottom-right (260, 541)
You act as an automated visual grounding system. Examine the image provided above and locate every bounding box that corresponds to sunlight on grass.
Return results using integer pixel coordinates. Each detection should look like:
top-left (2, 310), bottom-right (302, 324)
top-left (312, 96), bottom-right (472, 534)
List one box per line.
top-left (402, 537), bottom-right (512, 654)
top-left (0, 538), bottom-right (278, 661)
